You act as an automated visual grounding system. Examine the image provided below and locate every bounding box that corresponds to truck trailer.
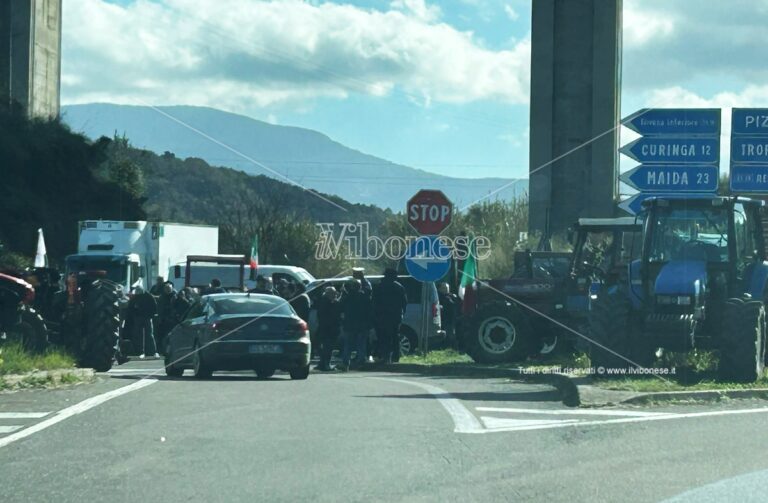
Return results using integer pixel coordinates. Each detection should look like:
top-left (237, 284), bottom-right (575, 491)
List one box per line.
top-left (65, 221), bottom-right (219, 292)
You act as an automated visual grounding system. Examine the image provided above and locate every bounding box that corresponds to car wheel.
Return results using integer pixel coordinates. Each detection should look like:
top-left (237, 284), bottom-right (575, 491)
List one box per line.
top-left (289, 365), bottom-right (310, 380)
top-left (255, 368), bottom-right (275, 379)
top-left (192, 343), bottom-right (213, 379)
top-left (399, 327), bottom-right (418, 357)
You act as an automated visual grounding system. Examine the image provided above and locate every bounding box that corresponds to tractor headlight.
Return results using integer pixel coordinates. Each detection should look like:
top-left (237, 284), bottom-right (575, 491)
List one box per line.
top-left (656, 295), bottom-right (693, 306)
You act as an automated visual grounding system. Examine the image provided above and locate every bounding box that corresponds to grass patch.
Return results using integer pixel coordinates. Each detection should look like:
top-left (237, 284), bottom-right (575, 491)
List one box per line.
top-left (595, 369), bottom-right (768, 392)
top-left (400, 349), bottom-right (474, 365)
top-left (0, 344), bottom-right (75, 376)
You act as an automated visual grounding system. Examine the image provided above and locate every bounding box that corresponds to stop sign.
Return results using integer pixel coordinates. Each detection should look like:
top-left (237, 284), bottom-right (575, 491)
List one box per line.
top-left (406, 189), bottom-right (453, 234)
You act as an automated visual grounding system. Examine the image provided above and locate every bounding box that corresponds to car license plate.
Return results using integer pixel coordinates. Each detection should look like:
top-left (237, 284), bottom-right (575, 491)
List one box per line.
top-left (249, 344), bottom-right (283, 354)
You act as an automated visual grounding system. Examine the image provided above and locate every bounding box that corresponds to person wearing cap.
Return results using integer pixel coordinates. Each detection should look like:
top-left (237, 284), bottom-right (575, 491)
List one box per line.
top-left (373, 268), bottom-right (408, 363)
top-left (339, 278), bottom-right (373, 371)
top-left (314, 286), bottom-right (342, 371)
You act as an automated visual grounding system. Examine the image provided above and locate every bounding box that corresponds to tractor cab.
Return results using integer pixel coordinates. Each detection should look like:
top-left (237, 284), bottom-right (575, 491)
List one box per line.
top-left (637, 196), bottom-right (766, 330)
top-left (565, 217), bottom-right (643, 318)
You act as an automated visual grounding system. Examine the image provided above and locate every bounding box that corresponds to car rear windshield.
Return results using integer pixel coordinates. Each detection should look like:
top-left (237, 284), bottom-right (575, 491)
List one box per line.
top-left (212, 296), bottom-right (294, 316)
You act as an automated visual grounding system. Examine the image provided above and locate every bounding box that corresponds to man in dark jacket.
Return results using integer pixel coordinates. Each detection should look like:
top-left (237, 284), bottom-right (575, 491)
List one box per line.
top-left (249, 275), bottom-right (276, 295)
top-left (289, 282), bottom-right (311, 323)
top-left (314, 286), bottom-right (342, 371)
top-left (129, 286), bottom-right (158, 358)
top-left (372, 268), bottom-right (408, 363)
top-left (203, 278), bottom-right (227, 295)
top-left (156, 283), bottom-right (177, 349)
top-left (339, 279), bottom-right (373, 371)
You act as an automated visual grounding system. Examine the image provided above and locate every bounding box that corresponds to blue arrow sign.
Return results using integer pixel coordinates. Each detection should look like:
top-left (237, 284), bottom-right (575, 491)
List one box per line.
top-left (620, 137), bottom-right (719, 164)
top-left (619, 192), bottom-right (714, 215)
top-left (405, 235), bottom-right (451, 282)
top-left (731, 137), bottom-right (768, 163)
top-left (623, 108), bottom-right (720, 136)
top-left (732, 109), bottom-right (768, 136)
top-left (620, 164), bottom-right (718, 192)
top-left (730, 165), bottom-right (768, 192)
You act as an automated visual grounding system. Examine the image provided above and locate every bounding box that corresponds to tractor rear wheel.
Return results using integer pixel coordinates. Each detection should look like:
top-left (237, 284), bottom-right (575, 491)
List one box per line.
top-left (719, 299), bottom-right (765, 383)
top-left (588, 290), bottom-right (648, 374)
top-left (79, 280), bottom-right (120, 372)
top-left (465, 303), bottom-right (532, 364)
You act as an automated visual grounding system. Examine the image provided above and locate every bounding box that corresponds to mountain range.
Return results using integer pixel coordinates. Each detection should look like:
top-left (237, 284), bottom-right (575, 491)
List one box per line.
top-left (61, 103), bottom-right (527, 211)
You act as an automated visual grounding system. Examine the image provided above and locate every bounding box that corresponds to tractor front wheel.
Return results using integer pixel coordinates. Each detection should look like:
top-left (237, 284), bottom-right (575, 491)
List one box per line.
top-left (588, 290), bottom-right (648, 374)
top-left (719, 299), bottom-right (765, 383)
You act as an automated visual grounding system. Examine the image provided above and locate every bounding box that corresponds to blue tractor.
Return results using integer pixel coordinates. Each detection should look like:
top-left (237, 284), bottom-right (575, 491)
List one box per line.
top-left (589, 195), bottom-right (768, 382)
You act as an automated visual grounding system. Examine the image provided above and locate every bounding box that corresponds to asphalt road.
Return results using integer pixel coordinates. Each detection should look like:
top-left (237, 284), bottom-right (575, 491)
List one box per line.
top-left (1, 361), bottom-right (768, 502)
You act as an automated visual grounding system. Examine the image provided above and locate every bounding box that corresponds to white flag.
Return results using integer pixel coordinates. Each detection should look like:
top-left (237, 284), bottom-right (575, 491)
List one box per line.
top-left (34, 228), bottom-right (47, 268)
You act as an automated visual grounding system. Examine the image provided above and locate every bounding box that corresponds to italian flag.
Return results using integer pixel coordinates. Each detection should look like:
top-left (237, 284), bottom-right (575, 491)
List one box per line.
top-left (249, 236), bottom-right (259, 280)
top-left (459, 236), bottom-right (478, 315)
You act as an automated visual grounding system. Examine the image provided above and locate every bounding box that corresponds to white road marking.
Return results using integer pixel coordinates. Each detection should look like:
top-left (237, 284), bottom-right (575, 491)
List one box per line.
top-left (476, 407), bottom-right (671, 417)
top-left (481, 417), bottom-right (579, 430)
top-left (0, 378), bottom-right (157, 449)
top-left (474, 407), bottom-right (768, 433)
top-left (0, 426), bottom-right (23, 434)
top-left (371, 377), bottom-right (483, 433)
top-left (369, 377), bottom-right (768, 435)
top-left (0, 412), bottom-right (52, 419)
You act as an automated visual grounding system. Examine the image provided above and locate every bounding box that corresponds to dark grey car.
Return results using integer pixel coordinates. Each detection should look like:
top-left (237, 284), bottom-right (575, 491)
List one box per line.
top-left (164, 293), bottom-right (311, 380)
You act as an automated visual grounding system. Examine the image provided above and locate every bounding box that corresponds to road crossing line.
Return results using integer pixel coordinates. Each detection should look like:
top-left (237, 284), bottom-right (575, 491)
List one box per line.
top-left (476, 407), bottom-right (671, 417)
top-left (0, 378), bottom-right (157, 449)
top-left (0, 425), bottom-right (23, 434)
top-left (0, 412), bottom-right (52, 419)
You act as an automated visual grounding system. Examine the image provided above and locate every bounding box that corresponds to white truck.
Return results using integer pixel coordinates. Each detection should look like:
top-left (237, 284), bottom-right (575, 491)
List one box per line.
top-left (65, 220), bottom-right (219, 292)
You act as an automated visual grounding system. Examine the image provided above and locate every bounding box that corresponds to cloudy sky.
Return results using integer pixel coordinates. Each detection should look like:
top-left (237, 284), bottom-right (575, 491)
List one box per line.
top-left (61, 0), bottom-right (768, 180)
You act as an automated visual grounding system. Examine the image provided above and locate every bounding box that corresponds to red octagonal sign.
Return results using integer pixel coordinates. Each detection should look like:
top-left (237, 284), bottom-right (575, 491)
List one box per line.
top-left (406, 189), bottom-right (453, 235)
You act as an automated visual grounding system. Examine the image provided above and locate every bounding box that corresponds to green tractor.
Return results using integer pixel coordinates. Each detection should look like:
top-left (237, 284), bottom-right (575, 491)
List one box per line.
top-left (590, 195), bottom-right (768, 382)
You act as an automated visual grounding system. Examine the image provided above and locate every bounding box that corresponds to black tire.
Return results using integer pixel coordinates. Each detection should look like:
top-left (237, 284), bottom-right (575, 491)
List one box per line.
top-left (588, 290), bottom-right (647, 373)
top-left (192, 343), bottom-right (213, 379)
top-left (80, 280), bottom-right (120, 372)
top-left (289, 365), bottom-right (310, 380)
top-left (398, 326), bottom-right (418, 357)
top-left (255, 368), bottom-right (275, 379)
top-left (719, 299), bottom-right (765, 383)
top-left (465, 303), bottom-right (532, 364)
top-left (6, 306), bottom-right (48, 354)
top-left (164, 347), bottom-right (184, 377)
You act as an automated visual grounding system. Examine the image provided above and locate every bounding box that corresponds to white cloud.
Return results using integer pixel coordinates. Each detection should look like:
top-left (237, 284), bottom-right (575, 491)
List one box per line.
top-left (623, 0), bottom-right (768, 91)
top-left (622, 2), bottom-right (675, 47)
top-left (61, 0), bottom-right (531, 111)
top-left (390, 0), bottom-right (441, 23)
top-left (503, 4), bottom-right (519, 21)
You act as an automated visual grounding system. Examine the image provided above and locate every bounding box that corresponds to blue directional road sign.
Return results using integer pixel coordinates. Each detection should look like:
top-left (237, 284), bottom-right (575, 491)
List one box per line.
top-left (623, 108), bottom-right (720, 136)
top-left (405, 235), bottom-right (451, 282)
top-left (731, 137), bottom-right (768, 163)
top-left (620, 137), bottom-right (719, 164)
top-left (618, 193), bottom-right (693, 216)
top-left (732, 109), bottom-right (768, 136)
top-left (620, 164), bottom-right (718, 192)
top-left (730, 165), bottom-right (768, 192)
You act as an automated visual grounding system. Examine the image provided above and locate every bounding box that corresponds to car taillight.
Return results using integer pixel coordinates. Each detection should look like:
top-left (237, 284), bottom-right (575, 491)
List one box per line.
top-left (289, 320), bottom-right (309, 339)
top-left (431, 302), bottom-right (440, 324)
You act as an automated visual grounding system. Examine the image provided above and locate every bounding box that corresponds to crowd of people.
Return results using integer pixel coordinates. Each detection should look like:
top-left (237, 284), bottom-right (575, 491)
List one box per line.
top-left (127, 266), bottom-right (460, 371)
top-left (125, 278), bottom-right (196, 358)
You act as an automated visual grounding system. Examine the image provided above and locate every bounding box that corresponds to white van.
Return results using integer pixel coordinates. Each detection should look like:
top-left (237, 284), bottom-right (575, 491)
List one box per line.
top-left (169, 262), bottom-right (315, 291)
